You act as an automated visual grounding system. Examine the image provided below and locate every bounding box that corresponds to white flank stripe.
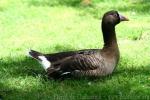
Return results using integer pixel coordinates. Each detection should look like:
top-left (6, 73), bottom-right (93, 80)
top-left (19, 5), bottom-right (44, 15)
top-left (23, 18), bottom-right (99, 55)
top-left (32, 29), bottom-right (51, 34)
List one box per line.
top-left (61, 72), bottom-right (71, 76)
top-left (38, 56), bottom-right (51, 70)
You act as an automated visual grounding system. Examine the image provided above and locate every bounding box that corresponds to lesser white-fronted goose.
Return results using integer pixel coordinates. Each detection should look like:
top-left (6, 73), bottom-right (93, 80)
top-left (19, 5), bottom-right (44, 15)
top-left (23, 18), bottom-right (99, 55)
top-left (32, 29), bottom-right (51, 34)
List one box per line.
top-left (28, 10), bottom-right (129, 79)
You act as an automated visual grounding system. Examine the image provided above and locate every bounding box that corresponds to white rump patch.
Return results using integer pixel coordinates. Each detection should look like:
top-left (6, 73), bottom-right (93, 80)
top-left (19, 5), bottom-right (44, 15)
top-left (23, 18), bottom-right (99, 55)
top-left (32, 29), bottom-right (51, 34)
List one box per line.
top-left (38, 56), bottom-right (51, 70)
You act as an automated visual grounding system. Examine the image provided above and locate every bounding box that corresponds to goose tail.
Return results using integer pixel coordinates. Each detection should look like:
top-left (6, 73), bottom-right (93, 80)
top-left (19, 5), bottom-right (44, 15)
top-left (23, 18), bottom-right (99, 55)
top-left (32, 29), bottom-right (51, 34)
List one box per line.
top-left (28, 49), bottom-right (51, 70)
top-left (28, 50), bottom-right (43, 60)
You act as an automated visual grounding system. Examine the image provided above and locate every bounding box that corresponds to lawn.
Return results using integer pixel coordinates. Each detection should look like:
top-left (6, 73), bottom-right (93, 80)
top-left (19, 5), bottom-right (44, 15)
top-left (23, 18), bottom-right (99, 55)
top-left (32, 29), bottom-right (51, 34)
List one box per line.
top-left (0, 0), bottom-right (150, 99)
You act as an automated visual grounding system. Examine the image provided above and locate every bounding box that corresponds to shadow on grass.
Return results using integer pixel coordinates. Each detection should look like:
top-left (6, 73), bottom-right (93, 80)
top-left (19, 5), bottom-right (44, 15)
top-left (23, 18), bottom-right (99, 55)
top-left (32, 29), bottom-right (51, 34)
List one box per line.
top-left (0, 44), bottom-right (150, 99)
top-left (25, 0), bottom-right (150, 20)
top-left (27, 0), bottom-right (82, 7)
top-left (114, 65), bottom-right (150, 77)
top-left (114, 56), bottom-right (150, 76)
top-left (27, 0), bottom-right (150, 13)
top-left (0, 44), bottom-right (150, 79)
top-left (0, 44), bottom-right (77, 78)
top-left (118, 1), bottom-right (150, 13)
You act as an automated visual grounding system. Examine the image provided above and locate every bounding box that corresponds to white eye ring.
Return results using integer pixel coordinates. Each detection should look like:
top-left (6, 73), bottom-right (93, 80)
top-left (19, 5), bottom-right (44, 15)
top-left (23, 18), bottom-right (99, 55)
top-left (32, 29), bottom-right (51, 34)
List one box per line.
top-left (113, 14), bottom-right (118, 17)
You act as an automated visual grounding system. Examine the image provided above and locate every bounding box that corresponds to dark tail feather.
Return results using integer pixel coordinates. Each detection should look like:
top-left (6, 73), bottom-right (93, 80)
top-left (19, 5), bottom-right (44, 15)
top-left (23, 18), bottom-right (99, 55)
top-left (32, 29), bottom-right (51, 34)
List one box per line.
top-left (28, 50), bottom-right (43, 60)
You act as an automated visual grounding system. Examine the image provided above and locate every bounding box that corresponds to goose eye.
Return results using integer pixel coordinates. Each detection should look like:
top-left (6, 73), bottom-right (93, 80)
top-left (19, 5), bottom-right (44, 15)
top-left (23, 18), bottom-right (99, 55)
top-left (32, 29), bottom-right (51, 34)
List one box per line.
top-left (113, 13), bottom-right (118, 17)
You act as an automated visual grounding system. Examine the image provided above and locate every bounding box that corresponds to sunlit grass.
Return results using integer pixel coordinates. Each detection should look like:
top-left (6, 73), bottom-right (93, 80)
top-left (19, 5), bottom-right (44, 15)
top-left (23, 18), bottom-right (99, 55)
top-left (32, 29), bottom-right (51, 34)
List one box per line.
top-left (0, 0), bottom-right (150, 99)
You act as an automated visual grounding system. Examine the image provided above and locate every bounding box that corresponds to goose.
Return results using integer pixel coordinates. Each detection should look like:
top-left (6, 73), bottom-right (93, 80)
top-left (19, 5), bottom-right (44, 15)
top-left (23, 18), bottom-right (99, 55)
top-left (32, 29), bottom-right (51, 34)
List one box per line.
top-left (28, 10), bottom-right (129, 79)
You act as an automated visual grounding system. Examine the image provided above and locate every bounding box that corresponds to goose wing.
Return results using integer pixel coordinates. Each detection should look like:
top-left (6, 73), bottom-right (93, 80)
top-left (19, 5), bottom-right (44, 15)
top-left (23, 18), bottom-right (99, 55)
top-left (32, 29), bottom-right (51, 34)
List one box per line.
top-left (44, 49), bottom-right (100, 62)
top-left (59, 53), bottom-right (104, 72)
top-left (48, 53), bottom-right (104, 78)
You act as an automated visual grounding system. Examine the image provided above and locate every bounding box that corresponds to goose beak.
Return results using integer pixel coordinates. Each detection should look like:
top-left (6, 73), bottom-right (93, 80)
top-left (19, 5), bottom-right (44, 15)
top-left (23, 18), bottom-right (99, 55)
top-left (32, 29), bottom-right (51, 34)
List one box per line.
top-left (119, 14), bottom-right (129, 21)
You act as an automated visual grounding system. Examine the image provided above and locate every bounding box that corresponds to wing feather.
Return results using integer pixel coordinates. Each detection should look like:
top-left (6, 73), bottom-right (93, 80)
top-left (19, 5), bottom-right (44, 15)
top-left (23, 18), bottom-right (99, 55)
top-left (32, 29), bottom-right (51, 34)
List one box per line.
top-left (44, 49), bottom-right (100, 62)
top-left (60, 54), bottom-right (103, 72)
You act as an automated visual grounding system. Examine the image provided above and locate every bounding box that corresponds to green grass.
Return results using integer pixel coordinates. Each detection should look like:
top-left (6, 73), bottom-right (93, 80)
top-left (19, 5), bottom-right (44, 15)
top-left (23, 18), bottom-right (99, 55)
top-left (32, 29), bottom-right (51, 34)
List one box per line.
top-left (0, 0), bottom-right (150, 99)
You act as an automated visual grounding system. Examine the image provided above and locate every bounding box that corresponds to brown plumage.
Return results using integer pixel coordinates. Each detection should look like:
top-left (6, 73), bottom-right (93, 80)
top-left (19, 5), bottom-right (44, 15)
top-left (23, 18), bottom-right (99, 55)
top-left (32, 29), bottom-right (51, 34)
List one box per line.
top-left (28, 10), bottom-right (129, 79)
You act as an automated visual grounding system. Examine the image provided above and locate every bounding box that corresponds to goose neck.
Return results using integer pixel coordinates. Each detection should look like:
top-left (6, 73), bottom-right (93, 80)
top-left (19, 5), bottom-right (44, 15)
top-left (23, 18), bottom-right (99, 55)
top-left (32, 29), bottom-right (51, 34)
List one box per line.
top-left (102, 23), bottom-right (118, 48)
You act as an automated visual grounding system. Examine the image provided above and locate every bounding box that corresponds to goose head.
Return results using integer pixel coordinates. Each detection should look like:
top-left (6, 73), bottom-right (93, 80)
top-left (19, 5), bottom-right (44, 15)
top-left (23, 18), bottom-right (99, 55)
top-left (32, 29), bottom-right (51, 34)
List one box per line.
top-left (102, 10), bottom-right (129, 27)
top-left (101, 10), bottom-right (129, 47)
